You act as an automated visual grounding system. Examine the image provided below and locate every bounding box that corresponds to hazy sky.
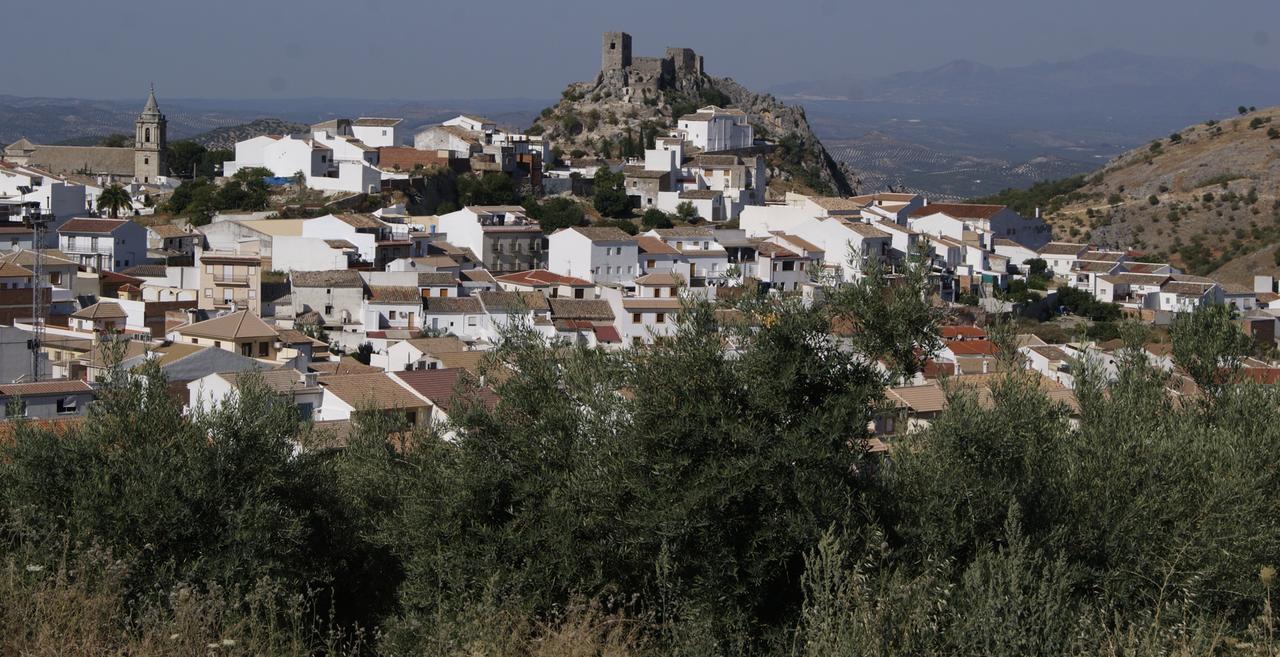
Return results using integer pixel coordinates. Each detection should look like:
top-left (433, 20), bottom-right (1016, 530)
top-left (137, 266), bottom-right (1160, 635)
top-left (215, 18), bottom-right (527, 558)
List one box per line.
top-left (7, 0), bottom-right (1279, 100)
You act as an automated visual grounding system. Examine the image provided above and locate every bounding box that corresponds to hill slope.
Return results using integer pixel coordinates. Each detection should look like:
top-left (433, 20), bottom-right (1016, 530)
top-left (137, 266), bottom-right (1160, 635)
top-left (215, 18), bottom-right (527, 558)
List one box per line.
top-left (186, 118), bottom-right (309, 150)
top-left (1035, 106), bottom-right (1280, 279)
top-left (529, 64), bottom-right (856, 196)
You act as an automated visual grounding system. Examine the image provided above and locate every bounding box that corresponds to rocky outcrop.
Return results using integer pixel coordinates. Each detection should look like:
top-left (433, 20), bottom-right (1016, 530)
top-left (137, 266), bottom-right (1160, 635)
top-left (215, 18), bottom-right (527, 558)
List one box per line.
top-left (189, 119), bottom-right (309, 151)
top-left (529, 57), bottom-right (857, 196)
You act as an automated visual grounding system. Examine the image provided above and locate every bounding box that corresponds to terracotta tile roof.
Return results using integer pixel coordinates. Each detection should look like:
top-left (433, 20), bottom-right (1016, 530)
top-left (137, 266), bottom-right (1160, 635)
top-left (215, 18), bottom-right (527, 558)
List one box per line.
top-left (0, 379), bottom-right (93, 397)
top-left (945, 339), bottom-right (997, 356)
top-left (424, 297), bottom-right (482, 313)
top-left (333, 213), bottom-right (386, 229)
top-left (1125, 262), bottom-right (1170, 274)
top-left (367, 286), bottom-right (420, 304)
top-left (679, 189), bottom-right (721, 200)
top-left (291, 270), bottom-right (364, 288)
top-left (1162, 281), bottom-right (1215, 295)
top-left (320, 372), bottom-right (428, 411)
top-left (324, 239), bottom-right (358, 250)
top-left (940, 325), bottom-right (987, 339)
top-left (309, 357), bottom-right (381, 375)
top-left (755, 242), bottom-right (799, 258)
top-left (495, 269), bottom-right (593, 287)
top-left (353, 117), bottom-right (403, 127)
top-left (57, 218), bottom-right (131, 234)
top-left (623, 167), bottom-right (670, 180)
top-left (652, 227), bottom-right (713, 239)
top-left (220, 369), bottom-right (320, 395)
top-left (120, 264), bottom-right (168, 278)
top-left (809, 196), bottom-right (869, 212)
top-left (178, 310), bottom-right (279, 341)
top-left (565, 226), bottom-right (635, 242)
top-left (460, 269), bottom-right (497, 284)
top-left (477, 290), bottom-right (549, 312)
top-left (403, 336), bottom-right (467, 354)
top-left (434, 350), bottom-right (489, 373)
top-left (393, 368), bottom-right (498, 411)
top-left (634, 235), bottom-right (680, 255)
top-left (1027, 345), bottom-right (1072, 362)
top-left (548, 298), bottom-right (614, 321)
top-left (71, 300), bottom-right (127, 320)
top-left (1080, 250), bottom-right (1125, 262)
top-left (633, 271), bottom-right (684, 286)
top-left (842, 221), bottom-right (892, 239)
top-left (417, 272), bottom-right (460, 286)
top-left (770, 233), bottom-right (823, 253)
top-left (0, 261), bottom-right (34, 278)
top-left (147, 223), bottom-right (191, 238)
top-left (910, 203), bottom-right (1006, 219)
top-left (1037, 242), bottom-right (1088, 256)
top-left (1073, 261), bottom-right (1119, 273)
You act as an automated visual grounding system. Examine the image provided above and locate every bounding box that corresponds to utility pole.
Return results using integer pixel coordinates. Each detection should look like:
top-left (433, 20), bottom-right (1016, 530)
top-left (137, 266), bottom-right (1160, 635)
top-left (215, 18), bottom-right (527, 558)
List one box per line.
top-left (22, 208), bottom-right (51, 382)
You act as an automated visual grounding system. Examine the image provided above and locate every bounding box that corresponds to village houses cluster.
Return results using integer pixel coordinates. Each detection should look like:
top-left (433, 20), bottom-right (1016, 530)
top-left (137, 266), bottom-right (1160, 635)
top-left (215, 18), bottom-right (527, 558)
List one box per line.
top-left (2, 38), bottom-right (1278, 438)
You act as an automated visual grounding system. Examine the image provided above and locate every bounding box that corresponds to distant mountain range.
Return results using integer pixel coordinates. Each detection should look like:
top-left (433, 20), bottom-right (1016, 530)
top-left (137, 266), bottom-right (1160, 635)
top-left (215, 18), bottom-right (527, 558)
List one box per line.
top-left (0, 96), bottom-right (550, 147)
top-left (772, 50), bottom-right (1280, 198)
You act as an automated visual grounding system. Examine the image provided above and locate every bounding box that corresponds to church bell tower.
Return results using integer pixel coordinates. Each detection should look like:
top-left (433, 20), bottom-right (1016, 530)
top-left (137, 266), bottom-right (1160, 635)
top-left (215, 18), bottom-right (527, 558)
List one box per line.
top-left (134, 85), bottom-right (167, 183)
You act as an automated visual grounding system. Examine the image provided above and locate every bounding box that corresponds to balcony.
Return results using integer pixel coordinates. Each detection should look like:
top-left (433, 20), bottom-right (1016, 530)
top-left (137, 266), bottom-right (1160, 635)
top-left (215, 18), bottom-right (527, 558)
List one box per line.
top-left (61, 243), bottom-right (112, 256)
top-left (212, 274), bottom-right (250, 286)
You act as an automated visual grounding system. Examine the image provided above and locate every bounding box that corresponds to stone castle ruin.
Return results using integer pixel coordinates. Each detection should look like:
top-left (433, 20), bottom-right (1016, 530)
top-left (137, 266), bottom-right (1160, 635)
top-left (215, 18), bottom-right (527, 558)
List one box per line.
top-left (600, 31), bottom-right (704, 95)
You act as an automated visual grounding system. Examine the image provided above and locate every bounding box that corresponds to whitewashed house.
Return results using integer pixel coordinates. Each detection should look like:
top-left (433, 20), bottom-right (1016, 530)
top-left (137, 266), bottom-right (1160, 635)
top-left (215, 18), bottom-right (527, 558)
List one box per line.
top-left (674, 106), bottom-right (753, 152)
top-left (57, 217), bottom-right (148, 272)
top-left (547, 226), bottom-right (638, 284)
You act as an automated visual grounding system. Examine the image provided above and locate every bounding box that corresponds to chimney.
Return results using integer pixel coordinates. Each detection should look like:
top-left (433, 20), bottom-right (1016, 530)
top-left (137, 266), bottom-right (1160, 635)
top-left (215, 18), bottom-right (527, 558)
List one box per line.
top-left (1035, 207), bottom-right (1041, 219)
top-left (478, 374), bottom-right (487, 388)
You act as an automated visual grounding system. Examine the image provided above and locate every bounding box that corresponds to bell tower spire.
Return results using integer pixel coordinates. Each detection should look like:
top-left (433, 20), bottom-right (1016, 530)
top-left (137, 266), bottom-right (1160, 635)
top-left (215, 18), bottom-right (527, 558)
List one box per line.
top-left (134, 84), bottom-right (167, 183)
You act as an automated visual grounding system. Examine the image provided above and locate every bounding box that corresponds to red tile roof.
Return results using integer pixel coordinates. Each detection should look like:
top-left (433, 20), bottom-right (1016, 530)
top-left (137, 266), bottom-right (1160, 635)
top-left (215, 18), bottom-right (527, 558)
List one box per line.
top-left (941, 325), bottom-right (987, 339)
top-left (945, 340), bottom-right (997, 356)
top-left (910, 203), bottom-right (1006, 220)
top-left (495, 269), bottom-right (593, 287)
top-left (392, 368), bottom-right (498, 410)
top-left (57, 218), bottom-right (130, 234)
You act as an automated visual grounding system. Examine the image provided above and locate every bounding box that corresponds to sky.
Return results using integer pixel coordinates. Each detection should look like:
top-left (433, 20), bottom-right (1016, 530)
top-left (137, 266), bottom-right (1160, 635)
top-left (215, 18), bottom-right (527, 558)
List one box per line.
top-left (6, 0), bottom-right (1280, 100)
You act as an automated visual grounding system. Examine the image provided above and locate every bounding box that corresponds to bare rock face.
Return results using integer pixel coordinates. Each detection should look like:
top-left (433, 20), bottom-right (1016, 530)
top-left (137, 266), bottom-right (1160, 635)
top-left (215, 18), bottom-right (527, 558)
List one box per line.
top-left (529, 34), bottom-right (857, 196)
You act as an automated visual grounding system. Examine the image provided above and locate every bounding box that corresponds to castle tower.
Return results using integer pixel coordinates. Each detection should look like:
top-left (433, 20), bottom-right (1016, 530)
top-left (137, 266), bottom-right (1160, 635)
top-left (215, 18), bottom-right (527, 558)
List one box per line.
top-left (134, 85), bottom-right (167, 183)
top-left (601, 31), bottom-right (632, 73)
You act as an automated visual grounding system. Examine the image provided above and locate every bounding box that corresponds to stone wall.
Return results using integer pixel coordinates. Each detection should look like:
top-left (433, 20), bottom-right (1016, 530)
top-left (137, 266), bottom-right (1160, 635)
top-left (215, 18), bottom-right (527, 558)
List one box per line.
top-left (602, 32), bottom-right (632, 72)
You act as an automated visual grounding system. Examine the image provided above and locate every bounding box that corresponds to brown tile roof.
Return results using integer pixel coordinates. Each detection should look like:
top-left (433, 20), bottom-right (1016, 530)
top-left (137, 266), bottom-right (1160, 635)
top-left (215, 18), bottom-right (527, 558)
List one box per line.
top-left (755, 242), bottom-right (799, 258)
top-left (435, 350), bottom-right (490, 373)
top-left (679, 189), bottom-right (721, 200)
top-left (393, 368), bottom-right (498, 411)
top-left (808, 196), bottom-right (869, 212)
top-left (291, 270), bottom-right (364, 288)
top-left (178, 310), bottom-right (279, 341)
top-left (460, 269), bottom-right (497, 284)
top-left (623, 167), bottom-right (670, 180)
top-left (57, 218), bottom-right (131, 234)
top-left (220, 369), bottom-right (320, 395)
top-left (691, 154), bottom-right (742, 167)
top-left (634, 235), bottom-right (680, 255)
top-left (320, 372), bottom-right (428, 410)
top-left (403, 336), bottom-right (467, 354)
top-left (0, 379), bottom-right (94, 397)
top-left (147, 223), bottom-right (191, 238)
top-left (548, 298), bottom-right (614, 321)
top-left (418, 272), bottom-right (460, 286)
top-left (1073, 261), bottom-right (1119, 273)
top-left (324, 239), bottom-right (358, 250)
top-left (842, 221), bottom-right (892, 239)
top-left (478, 290), bottom-right (549, 312)
top-left (424, 297), bottom-right (482, 313)
top-left (1161, 281), bottom-right (1215, 295)
top-left (495, 269), bottom-right (593, 287)
top-left (910, 203), bottom-right (1006, 219)
top-left (120, 264), bottom-right (168, 278)
top-left (353, 117), bottom-right (403, 127)
top-left (71, 301), bottom-right (127, 320)
top-left (634, 271), bottom-right (684, 286)
top-left (1027, 345), bottom-right (1072, 362)
top-left (309, 357), bottom-right (381, 376)
top-left (652, 227), bottom-right (713, 239)
top-left (333, 213), bottom-right (386, 229)
top-left (1100, 273), bottom-right (1170, 286)
top-left (367, 286), bottom-right (420, 304)
top-left (1037, 242), bottom-right (1088, 256)
top-left (1080, 250), bottom-right (1125, 263)
top-left (771, 233), bottom-right (823, 253)
top-left (1125, 262), bottom-right (1170, 274)
top-left (566, 226), bottom-right (635, 242)
top-left (0, 261), bottom-right (34, 278)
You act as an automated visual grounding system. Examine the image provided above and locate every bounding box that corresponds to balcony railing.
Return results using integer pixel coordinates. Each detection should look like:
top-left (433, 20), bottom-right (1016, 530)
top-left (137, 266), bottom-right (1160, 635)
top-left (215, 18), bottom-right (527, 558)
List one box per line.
top-left (61, 244), bottom-right (112, 256)
top-left (212, 274), bottom-right (250, 286)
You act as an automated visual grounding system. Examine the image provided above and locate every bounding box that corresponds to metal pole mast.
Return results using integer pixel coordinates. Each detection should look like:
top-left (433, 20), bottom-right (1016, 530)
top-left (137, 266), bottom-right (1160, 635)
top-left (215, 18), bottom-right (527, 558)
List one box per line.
top-left (22, 210), bottom-right (50, 382)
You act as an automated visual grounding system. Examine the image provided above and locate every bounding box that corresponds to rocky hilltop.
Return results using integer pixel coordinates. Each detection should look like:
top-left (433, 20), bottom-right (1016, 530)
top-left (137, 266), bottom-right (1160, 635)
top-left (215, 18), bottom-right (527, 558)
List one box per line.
top-left (1036, 106), bottom-right (1280, 282)
top-left (528, 32), bottom-right (857, 196)
top-left (189, 118), bottom-right (309, 151)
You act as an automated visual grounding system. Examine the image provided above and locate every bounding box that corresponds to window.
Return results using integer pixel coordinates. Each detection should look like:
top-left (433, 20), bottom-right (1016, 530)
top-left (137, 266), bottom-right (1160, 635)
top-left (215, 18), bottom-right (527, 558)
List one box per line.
top-left (259, 341), bottom-right (270, 357)
top-left (655, 313), bottom-right (666, 324)
top-left (144, 157), bottom-right (149, 165)
top-left (214, 341), bottom-right (222, 349)
top-left (206, 265), bottom-right (213, 274)
top-left (223, 288), bottom-right (233, 302)
top-left (56, 397), bottom-right (78, 415)
top-left (204, 288), bottom-right (212, 298)
top-left (632, 312), bottom-right (642, 324)
top-left (296, 402), bottom-right (314, 421)
top-left (467, 316), bottom-right (477, 327)
top-left (324, 304), bottom-right (334, 316)
top-left (248, 290), bottom-right (256, 300)
top-left (389, 310), bottom-right (398, 319)
top-left (145, 127), bottom-right (151, 141)
top-left (241, 343), bottom-right (252, 357)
